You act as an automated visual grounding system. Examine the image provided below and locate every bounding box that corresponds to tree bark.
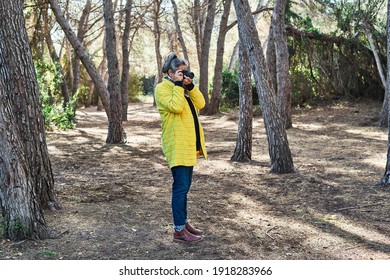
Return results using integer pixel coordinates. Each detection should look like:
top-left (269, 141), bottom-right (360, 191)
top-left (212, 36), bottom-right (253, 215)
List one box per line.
top-left (272, 0), bottom-right (292, 129)
top-left (229, 0), bottom-right (271, 70)
top-left (48, 0), bottom-right (111, 118)
top-left (198, 0), bottom-right (216, 114)
top-left (121, 0), bottom-right (132, 121)
top-left (72, 0), bottom-right (92, 95)
top-left (266, 24), bottom-right (277, 96)
top-left (43, 9), bottom-right (71, 108)
top-left (152, 0), bottom-right (163, 84)
top-left (171, 0), bottom-right (190, 66)
top-left (0, 0), bottom-right (60, 240)
top-left (362, 21), bottom-right (388, 127)
top-left (193, 0), bottom-right (202, 63)
top-left (208, 0), bottom-right (232, 115)
top-left (233, 0), bottom-right (294, 173)
top-left (103, 0), bottom-right (125, 144)
top-left (231, 42), bottom-right (253, 162)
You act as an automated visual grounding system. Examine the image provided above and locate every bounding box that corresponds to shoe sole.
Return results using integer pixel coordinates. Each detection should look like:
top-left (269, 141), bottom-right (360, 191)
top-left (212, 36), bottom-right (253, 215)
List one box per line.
top-left (173, 237), bottom-right (204, 243)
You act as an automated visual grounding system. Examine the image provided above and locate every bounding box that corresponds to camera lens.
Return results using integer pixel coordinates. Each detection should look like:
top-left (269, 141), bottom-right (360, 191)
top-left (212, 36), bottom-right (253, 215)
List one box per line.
top-left (182, 70), bottom-right (195, 79)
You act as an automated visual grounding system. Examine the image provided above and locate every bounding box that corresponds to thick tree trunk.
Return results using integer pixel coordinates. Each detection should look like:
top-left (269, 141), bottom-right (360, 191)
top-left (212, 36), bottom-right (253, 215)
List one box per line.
top-left (231, 43), bottom-right (253, 162)
top-left (48, 0), bottom-right (111, 118)
top-left (208, 0), bottom-right (232, 115)
top-left (103, 0), bottom-right (125, 144)
top-left (272, 0), bottom-right (292, 129)
top-left (233, 0), bottom-right (294, 173)
top-left (0, 0), bottom-right (60, 240)
top-left (199, 0), bottom-right (217, 114)
top-left (121, 0), bottom-right (132, 121)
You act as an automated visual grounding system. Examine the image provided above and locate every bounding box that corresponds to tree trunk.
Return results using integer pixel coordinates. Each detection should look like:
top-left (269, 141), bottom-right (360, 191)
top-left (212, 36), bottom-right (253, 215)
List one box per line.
top-left (362, 21), bottom-right (388, 128)
top-left (380, 0), bottom-right (390, 185)
top-left (153, 0), bottom-right (163, 84)
top-left (72, 0), bottom-right (92, 95)
top-left (208, 0), bottom-right (232, 115)
top-left (198, 0), bottom-right (216, 114)
top-left (233, 0), bottom-right (294, 173)
top-left (266, 24), bottom-right (277, 95)
top-left (231, 42), bottom-right (253, 162)
top-left (48, 0), bottom-right (111, 118)
top-left (43, 10), bottom-right (71, 108)
top-left (121, 0), bottom-right (132, 121)
top-left (85, 79), bottom-right (95, 107)
top-left (193, 0), bottom-right (202, 63)
top-left (228, 0), bottom-right (270, 70)
top-left (272, 0), bottom-right (292, 129)
top-left (0, 0), bottom-right (60, 240)
top-left (171, 0), bottom-right (190, 66)
top-left (103, 0), bottom-right (125, 144)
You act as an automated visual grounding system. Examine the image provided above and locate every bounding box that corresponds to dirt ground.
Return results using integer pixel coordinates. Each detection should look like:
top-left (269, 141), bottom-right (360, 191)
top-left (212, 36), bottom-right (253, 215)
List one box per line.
top-left (1, 99), bottom-right (390, 260)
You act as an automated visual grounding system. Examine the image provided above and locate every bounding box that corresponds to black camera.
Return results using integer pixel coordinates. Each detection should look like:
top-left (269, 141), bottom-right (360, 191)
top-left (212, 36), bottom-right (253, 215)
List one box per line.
top-left (181, 70), bottom-right (195, 79)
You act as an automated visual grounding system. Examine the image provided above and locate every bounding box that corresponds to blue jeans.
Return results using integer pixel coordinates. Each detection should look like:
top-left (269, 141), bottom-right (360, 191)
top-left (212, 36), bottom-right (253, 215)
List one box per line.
top-left (171, 166), bottom-right (194, 230)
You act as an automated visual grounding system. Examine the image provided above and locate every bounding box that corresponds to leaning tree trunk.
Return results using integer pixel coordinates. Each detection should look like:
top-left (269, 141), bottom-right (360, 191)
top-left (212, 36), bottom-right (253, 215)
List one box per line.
top-left (381, 0), bottom-right (390, 185)
top-left (208, 0), bottom-right (232, 115)
top-left (43, 12), bottom-right (71, 108)
top-left (0, 0), bottom-right (60, 240)
top-left (233, 0), bottom-right (294, 173)
top-left (48, 0), bottom-right (111, 118)
top-left (363, 21), bottom-right (389, 128)
top-left (103, 0), bottom-right (124, 144)
top-left (72, 0), bottom-right (92, 95)
top-left (231, 42), bottom-right (253, 162)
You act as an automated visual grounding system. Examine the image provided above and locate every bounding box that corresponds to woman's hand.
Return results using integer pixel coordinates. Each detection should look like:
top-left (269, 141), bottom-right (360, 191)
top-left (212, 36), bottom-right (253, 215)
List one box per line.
top-left (182, 75), bottom-right (193, 86)
top-left (172, 69), bottom-right (184, 82)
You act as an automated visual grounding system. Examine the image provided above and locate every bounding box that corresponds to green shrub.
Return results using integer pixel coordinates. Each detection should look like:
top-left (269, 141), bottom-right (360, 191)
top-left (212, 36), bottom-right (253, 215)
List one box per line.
top-left (128, 70), bottom-right (144, 102)
top-left (35, 60), bottom-right (76, 130)
top-left (221, 68), bottom-right (240, 108)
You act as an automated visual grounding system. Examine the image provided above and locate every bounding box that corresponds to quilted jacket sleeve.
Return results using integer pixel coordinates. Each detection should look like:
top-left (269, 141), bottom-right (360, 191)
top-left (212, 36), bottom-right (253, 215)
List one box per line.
top-left (187, 85), bottom-right (205, 110)
top-left (155, 82), bottom-right (186, 114)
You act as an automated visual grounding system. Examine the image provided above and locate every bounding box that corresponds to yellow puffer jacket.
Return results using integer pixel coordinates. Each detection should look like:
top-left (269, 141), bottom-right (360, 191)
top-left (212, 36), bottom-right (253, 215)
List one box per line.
top-left (155, 78), bottom-right (207, 168)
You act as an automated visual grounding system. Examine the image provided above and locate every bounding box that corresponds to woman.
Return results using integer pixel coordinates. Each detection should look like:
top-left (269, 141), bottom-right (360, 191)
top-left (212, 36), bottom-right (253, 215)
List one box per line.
top-left (154, 52), bottom-right (207, 243)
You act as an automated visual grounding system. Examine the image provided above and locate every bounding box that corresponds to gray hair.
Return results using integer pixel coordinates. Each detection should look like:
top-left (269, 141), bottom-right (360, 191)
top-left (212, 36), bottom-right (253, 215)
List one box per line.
top-left (162, 52), bottom-right (188, 74)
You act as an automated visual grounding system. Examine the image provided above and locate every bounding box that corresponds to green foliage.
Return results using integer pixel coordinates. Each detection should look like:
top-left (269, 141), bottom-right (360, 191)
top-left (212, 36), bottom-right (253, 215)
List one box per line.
top-left (286, 4), bottom-right (320, 33)
top-left (35, 60), bottom-right (76, 130)
top-left (219, 69), bottom-right (260, 110)
top-left (317, 0), bottom-right (386, 35)
top-left (128, 70), bottom-right (144, 102)
top-left (141, 75), bottom-right (156, 96)
top-left (220, 68), bottom-right (240, 108)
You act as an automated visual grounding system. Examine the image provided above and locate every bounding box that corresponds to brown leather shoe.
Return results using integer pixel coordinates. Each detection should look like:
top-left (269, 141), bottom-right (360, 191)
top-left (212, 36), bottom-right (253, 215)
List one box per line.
top-left (173, 228), bottom-right (203, 243)
top-left (185, 222), bottom-right (204, 236)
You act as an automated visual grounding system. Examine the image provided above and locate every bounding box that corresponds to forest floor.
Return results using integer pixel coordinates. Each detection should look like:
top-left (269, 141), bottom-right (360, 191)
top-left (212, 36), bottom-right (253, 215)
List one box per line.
top-left (1, 99), bottom-right (390, 260)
